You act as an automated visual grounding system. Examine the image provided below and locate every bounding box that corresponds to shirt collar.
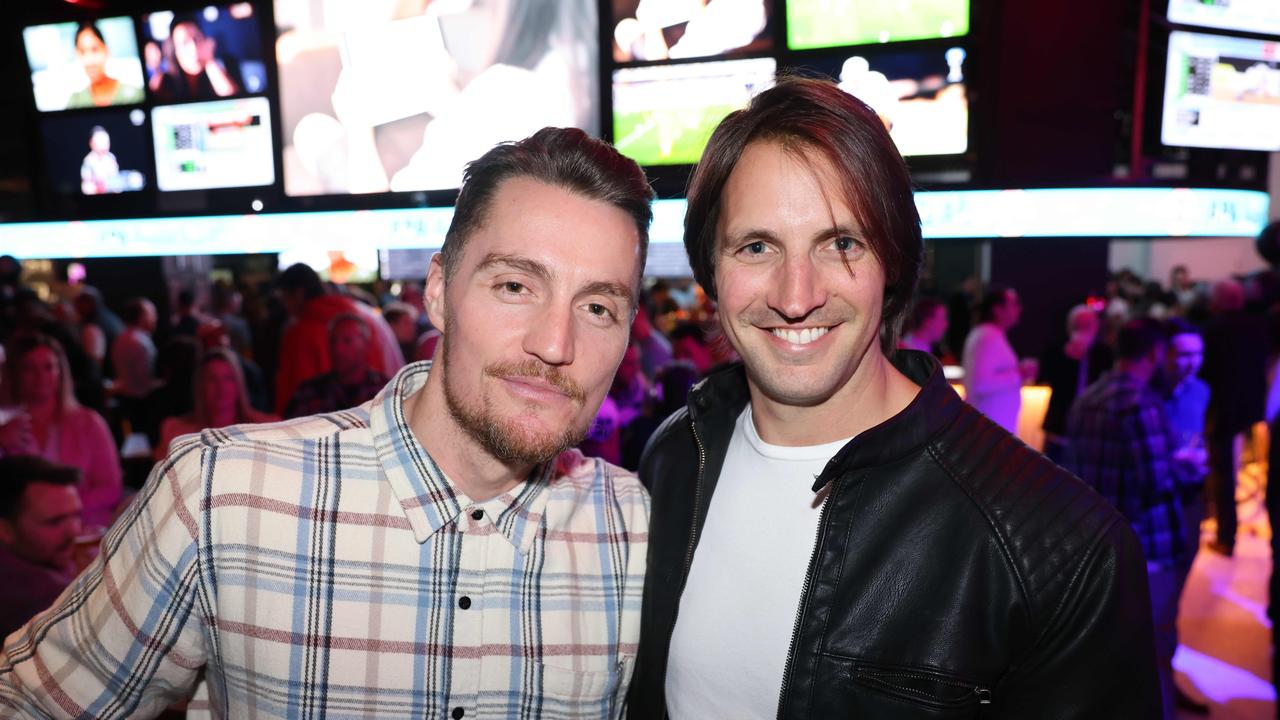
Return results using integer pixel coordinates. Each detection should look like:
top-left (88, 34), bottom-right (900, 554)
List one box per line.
top-left (368, 361), bottom-right (551, 554)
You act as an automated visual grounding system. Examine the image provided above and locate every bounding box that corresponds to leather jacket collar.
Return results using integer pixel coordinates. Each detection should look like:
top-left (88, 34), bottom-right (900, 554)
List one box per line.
top-left (687, 349), bottom-right (965, 487)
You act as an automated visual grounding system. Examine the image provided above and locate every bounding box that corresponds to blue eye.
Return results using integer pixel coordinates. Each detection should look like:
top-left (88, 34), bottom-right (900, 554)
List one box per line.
top-left (834, 236), bottom-right (856, 252)
top-left (745, 241), bottom-right (766, 254)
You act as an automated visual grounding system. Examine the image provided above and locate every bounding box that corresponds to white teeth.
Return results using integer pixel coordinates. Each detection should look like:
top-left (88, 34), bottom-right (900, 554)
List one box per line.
top-left (771, 327), bottom-right (829, 345)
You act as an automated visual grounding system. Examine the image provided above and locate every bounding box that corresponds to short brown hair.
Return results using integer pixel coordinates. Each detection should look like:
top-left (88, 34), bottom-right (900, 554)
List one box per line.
top-left (684, 76), bottom-right (922, 353)
top-left (441, 127), bottom-right (655, 283)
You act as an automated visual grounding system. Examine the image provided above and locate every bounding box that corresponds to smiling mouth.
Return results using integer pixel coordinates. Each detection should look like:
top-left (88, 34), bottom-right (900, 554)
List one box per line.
top-left (769, 326), bottom-right (833, 346)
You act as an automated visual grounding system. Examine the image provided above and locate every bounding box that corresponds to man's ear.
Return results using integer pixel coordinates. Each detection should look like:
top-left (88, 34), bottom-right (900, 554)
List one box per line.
top-left (425, 253), bottom-right (448, 332)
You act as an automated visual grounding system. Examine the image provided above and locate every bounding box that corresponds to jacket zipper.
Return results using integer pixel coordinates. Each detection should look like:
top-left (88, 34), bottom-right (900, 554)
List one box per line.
top-left (855, 669), bottom-right (992, 706)
top-left (663, 415), bottom-right (707, 718)
top-left (775, 475), bottom-right (839, 719)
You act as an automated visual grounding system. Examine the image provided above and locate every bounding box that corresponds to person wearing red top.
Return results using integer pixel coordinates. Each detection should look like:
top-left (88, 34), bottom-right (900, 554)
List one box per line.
top-left (273, 263), bottom-right (402, 413)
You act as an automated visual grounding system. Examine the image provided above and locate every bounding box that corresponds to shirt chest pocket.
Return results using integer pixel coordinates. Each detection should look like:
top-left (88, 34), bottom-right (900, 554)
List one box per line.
top-left (538, 656), bottom-right (633, 713)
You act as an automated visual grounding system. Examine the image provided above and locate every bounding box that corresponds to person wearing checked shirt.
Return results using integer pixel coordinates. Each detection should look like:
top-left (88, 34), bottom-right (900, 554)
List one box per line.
top-left (0, 127), bottom-right (653, 719)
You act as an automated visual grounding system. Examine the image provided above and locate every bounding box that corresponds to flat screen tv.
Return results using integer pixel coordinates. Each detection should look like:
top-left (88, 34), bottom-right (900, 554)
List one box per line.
top-left (787, 0), bottom-right (969, 51)
top-left (1167, 0), bottom-right (1280, 38)
top-left (610, 0), bottom-right (772, 63)
top-left (612, 56), bottom-right (776, 166)
top-left (274, 0), bottom-right (600, 195)
top-left (1161, 31), bottom-right (1280, 152)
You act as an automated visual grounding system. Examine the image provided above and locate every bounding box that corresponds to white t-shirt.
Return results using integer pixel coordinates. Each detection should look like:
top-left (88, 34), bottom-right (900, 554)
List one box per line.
top-left (665, 406), bottom-right (851, 718)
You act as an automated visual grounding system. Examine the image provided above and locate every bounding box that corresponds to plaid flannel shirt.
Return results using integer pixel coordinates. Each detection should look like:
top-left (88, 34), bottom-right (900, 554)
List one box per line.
top-left (0, 362), bottom-right (649, 719)
top-left (1064, 370), bottom-right (1194, 567)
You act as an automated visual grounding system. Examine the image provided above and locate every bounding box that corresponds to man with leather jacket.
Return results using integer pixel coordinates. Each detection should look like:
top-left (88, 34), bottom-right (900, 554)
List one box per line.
top-left (627, 77), bottom-right (1161, 718)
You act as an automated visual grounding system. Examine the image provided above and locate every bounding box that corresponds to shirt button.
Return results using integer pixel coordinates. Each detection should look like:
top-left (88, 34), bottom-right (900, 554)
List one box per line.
top-left (452, 707), bottom-right (465, 719)
top-left (471, 509), bottom-right (484, 520)
top-left (458, 596), bottom-right (472, 610)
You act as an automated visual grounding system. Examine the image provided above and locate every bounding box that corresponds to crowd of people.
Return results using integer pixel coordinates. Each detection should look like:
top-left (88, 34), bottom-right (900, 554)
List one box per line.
top-left (0, 78), bottom-right (1277, 715)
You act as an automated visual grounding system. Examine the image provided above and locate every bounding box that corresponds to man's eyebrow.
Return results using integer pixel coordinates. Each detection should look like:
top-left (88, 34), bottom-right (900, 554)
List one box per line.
top-left (475, 252), bottom-right (552, 282)
top-left (580, 280), bottom-right (636, 307)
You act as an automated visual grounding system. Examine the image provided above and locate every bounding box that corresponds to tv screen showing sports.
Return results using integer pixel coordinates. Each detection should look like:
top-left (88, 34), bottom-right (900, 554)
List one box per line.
top-left (794, 46), bottom-right (969, 156)
top-left (1161, 31), bottom-right (1280, 152)
top-left (787, 0), bottom-right (969, 51)
top-left (611, 0), bottom-right (771, 63)
top-left (23, 17), bottom-right (145, 112)
top-left (142, 4), bottom-right (269, 103)
top-left (274, 0), bottom-right (600, 196)
top-left (41, 109), bottom-right (149, 195)
top-left (151, 97), bottom-right (276, 191)
top-left (1168, 0), bottom-right (1280, 38)
top-left (612, 57), bottom-right (776, 166)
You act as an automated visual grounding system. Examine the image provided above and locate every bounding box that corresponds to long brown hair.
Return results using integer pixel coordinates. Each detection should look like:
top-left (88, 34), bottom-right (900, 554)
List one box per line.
top-left (683, 75), bottom-right (923, 353)
top-left (190, 347), bottom-right (253, 428)
top-left (2, 334), bottom-right (80, 418)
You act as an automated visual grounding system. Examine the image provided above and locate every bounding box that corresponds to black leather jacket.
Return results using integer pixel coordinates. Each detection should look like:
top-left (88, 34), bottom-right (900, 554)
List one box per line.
top-left (628, 351), bottom-right (1160, 718)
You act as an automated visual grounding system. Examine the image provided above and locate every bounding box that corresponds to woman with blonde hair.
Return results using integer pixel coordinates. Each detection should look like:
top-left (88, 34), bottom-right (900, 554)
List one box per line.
top-left (155, 347), bottom-right (277, 461)
top-left (0, 334), bottom-right (122, 528)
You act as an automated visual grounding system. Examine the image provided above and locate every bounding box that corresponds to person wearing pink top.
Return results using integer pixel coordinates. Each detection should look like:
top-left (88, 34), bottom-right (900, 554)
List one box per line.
top-left (0, 334), bottom-right (122, 529)
top-left (155, 347), bottom-right (278, 461)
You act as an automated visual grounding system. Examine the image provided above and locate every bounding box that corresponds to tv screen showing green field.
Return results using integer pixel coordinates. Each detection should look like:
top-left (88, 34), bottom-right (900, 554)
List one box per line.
top-left (787, 0), bottom-right (969, 50)
top-left (613, 58), bottom-right (775, 166)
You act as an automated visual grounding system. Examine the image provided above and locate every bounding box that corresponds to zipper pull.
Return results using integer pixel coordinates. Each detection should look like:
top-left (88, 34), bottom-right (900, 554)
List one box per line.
top-left (975, 687), bottom-right (992, 705)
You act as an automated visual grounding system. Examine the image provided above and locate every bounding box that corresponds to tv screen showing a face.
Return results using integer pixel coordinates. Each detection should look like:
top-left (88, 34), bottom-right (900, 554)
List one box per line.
top-left (611, 0), bottom-right (772, 63)
top-left (786, 0), bottom-right (969, 51)
top-left (142, 3), bottom-right (268, 104)
top-left (23, 17), bottom-right (146, 112)
top-left (1161, 31), bottom-right (1280, 152)
top-left (151, 96), bottom-right (275, 191)
top-left (612, 57), bottom-right (776, 166)
top-left (793, 46), bottom-right (969, 157)
top-left (1168, 0), bottom-right (1280, 38)
top-left (41, 109), bottom-right (149, 195)
top-left (274, 0), bottom-right (600, 196)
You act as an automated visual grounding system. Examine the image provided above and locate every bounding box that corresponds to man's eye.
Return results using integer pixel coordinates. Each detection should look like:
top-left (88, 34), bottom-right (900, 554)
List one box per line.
top-left (502, 281), bottom-right (526, 294)
top-left (834, 236), bottom-right (858, 252)
top-left (745, 241), bottom-right (766, 254)
top-left (588, 303), bottom-right (614, 319)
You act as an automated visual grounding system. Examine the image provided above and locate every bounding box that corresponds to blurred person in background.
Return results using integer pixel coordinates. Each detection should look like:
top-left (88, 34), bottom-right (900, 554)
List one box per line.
top-left (0, 457), bottom-right (82, 640)
top-left (141, 336), bottom-right (199, 445)
top-left (196, 321), bottom-right (269, 413)
top-left (670, 321), bottom-right (714, 375)
top-left (284, 313), bottom-right (388, 418)
top-left (899, 295), bottom-right (948, 357)
top-left (211, 280), bottom-right (252, 357)
top-left (1200, 278), bottom-right (1268, 556)
top-left (71, 291), bottom-right (109, 371)
top-left (273, 263), bottom-right (398, 414)
top-left (610, 344), bottom-right (648, 430)
top-left (962, 285), bottom-right (1037, 432)
top-left (110, 297), bottom-right (159, 429)
top-left (1064, 318), bottom-right (1205, 719)
top-left (1038, 304), bottom-right (1112, 464)
top-left (155, 347), bottom-right (277, 461)
top-left (622, 360), bottom-right (699, 473)
top-left (630, 292), bottom-right (673, 378)
top-left (12, 290), bottom-right (105, 413)
top-left (1, 334), bottom-right (121, 529)
top-left (382, 301), bottom-right (420, 363)
top-left (170, 288), bottom-right (203, 337)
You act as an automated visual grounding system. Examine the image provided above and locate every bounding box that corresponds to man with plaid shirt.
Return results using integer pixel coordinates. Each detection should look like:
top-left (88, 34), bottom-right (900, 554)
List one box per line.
top-left (0, 128), bottom-right (654, 719)
top-left (1065, 317), bottom-right (1206, 720)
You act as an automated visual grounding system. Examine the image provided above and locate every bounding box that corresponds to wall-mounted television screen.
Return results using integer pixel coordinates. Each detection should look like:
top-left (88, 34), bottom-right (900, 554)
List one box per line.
top-left (786, 0), bottom-right (969, 51)
top-left (41, 109), bottom-right (149, 195)
top-left (791, 46), bottom-right (969, 156)
top-left (1161, 31), bottom-right (1280, 152)
top-left (611, 0), bottom-right (771, 63)
top-left (142, 4), bottom-right (269, 103)
top-left (23, 17), bottom-right (146, 112)
top-left (612, 56), bottom-right (775, 166)
top-left (274, 0), bottom-right (600, 196)
top-left (1167, 0), bottom-right (1280, 38)
top-left (151, 96), bottom-right (275, 191)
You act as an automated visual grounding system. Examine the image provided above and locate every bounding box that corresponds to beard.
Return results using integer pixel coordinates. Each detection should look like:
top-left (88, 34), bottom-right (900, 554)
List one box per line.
top-left (440, 326), bottom-right (589, 467)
